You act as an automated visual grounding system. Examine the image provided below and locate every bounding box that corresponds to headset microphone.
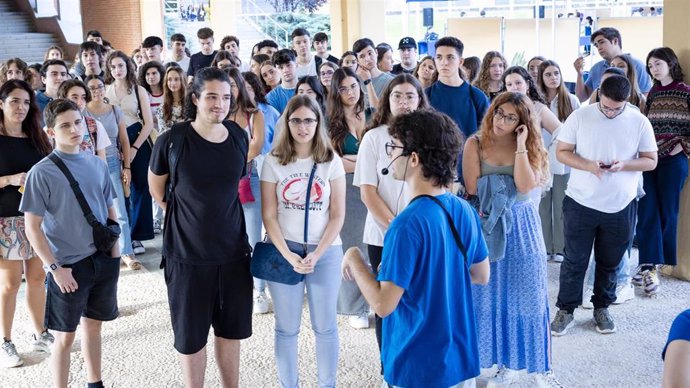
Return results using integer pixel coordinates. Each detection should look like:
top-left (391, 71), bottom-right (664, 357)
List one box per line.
top-left (381, 155), bottom-right (403, 175)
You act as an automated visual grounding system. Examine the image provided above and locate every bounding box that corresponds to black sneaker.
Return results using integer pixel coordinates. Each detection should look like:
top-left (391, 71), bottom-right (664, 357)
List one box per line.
top-left (593, 308), bottom-right (616, 334)
top-left (550, 310), bottom-right (574, 336)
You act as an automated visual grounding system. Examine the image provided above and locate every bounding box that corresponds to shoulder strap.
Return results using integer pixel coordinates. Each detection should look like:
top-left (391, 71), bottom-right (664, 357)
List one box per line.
top-left (302, 163), bottom-right (318, 256)
top-left (84, 116), bottom-right (98, 152)
top-left (410, 194), bottom-right (468, 265)
top-left (133, 85), bottom-right (145, 123)
top-left (167, 123), bottom-right (189, 197)
top-left (48, 153), bottom-right (99, 227)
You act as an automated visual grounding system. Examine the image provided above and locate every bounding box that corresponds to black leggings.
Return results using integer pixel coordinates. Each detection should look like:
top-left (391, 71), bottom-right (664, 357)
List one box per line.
top-left (367, 244), bottom-right (384, 374)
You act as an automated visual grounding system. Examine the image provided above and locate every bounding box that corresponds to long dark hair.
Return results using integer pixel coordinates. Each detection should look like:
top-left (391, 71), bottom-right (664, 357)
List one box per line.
top-left (501, 66), bottom-right (545, 104)
top-left (241, 71), bottom-right (267, 104)
top-left (537, 60), bottom-right (574, 122)
top-left (366, 74), bottom-right (429, 134)
top-left (646, 47), bottom-right (685, 85)
top-left (0, 80), bottom-right (52, 156)
top-left (225, 67), bottom-right (256, 116)
top-left (327, 67), bottom-right (364, 155)
top-left (185, 67), bottom-right (232, 120)
top-left (296, 75), bottom-right (326, 114)
top-left (161, 66), bottom-right (187, 123)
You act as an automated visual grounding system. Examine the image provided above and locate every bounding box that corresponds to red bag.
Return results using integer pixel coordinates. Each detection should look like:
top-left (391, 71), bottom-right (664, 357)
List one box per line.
top-left (238, 113), bottom-right (255, 204)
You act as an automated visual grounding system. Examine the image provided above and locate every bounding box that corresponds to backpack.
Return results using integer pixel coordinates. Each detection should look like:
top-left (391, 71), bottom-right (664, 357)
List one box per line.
top-left (79, 116), bottom-right (99, 155)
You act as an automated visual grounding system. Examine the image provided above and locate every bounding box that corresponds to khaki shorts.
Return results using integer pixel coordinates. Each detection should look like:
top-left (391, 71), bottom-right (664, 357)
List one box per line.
top-left (0, 216), bottom-right (36, 260)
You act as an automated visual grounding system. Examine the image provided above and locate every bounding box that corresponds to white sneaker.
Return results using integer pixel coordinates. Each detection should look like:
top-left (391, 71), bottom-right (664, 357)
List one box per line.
top-left (0, 340), bottom-right (23, 368)
top-left (132, 241), bottom-right (145, 255)
top-left (487, 367), bottom-right (517, 387)
top-left (581, 287), bottom-right (594, 309)
top-left (31, 330), bottom-right (54, 353)
top-left (612, 282), bottom-right (635, 305)
top-left (552, 254), bottom-right (564, 263)
top-left (535, 371), bottom-right (564, 388)
top-left (253, 292), bottom-right (270, 314)
top-left (349, 312), bottom-right (370, 329)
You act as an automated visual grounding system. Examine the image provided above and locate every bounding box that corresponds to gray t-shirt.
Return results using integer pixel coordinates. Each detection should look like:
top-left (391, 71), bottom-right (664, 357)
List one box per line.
top-left (85, 105), bottom-right (124, 163)
top-left (364, 72), bottom-right (394, 111)
top-left (19, 150), bottom-right (114, 265)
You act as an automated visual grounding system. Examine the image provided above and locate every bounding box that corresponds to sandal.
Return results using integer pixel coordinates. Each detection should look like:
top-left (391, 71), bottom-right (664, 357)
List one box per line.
top-left (122, 255), bottom-right (142, 270)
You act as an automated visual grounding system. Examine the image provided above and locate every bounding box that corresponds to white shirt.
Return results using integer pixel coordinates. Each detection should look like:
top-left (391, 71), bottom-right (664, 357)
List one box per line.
top-left (557, 103), bottom-right (657, 213)
top-left (261, 154), bottom-right (345, 245)
top-left (295, 55), bottom-right (317, 78)
top-left (353, 125), bottom-right (409, 246)
top-left (545, 93), bottom-right (581, 175)
top-left (166, 54), bottom-right (190, 75)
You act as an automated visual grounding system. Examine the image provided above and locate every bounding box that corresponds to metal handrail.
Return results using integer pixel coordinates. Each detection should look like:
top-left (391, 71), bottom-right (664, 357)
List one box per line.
top-left (242, 0), bottom-right (290, 47)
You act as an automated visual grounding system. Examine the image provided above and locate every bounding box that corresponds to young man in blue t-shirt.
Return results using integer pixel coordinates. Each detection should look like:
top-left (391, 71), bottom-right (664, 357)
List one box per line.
top-left (342, 110), bottom-right (490, 388)
top-left (266, 49), bottom-right (298, 114)
top-left (21, 99), bottom-right (120, 388)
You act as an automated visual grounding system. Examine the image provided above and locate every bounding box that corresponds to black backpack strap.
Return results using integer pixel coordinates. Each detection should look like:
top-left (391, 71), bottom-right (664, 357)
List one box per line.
top-left (302, 163), bottom-right (318, 256)
top-left (410, 194), bottom-right (468, 265)
top-left (132, 85), bottom-right (145, 123)
top-left (167, 123), bottom-right (189, 198)
top-left (48, 153), bottom-right (99, 227)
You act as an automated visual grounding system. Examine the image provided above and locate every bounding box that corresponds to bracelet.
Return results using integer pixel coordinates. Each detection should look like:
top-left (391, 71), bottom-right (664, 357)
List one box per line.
top-left (515, 150), bottom-right (528, 154)
top-left (123, 167), bottom-right (131, 170)
top-left (363, 79), bottom-right (372, 85)
top-left (131, 145), bottom-right (139, 151)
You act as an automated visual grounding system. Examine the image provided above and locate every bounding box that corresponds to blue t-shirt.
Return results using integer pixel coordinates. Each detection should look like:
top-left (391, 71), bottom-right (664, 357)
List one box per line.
top-left (257, 102), bottom-right (280, 154)
top-left (266, 85), bottom-right (296, 114)
top-left (662, 309), bottom-right (690, 360)
top-left (425, 81), bottom-right (489, 138)
top-left (36, 91), bottom-right (54, 127)
top-left (584, 56), bottom-right (652, 93)
top-left (378, 193), bottom-right (489, 388)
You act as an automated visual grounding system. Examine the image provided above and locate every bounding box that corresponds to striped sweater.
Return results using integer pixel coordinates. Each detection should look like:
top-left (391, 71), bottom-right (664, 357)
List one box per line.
top-left (645, 81), bottom-right (690, 158)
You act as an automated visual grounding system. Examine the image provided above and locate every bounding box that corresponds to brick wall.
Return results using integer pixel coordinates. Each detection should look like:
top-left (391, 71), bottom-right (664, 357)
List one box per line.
top-left (81, 0), bottom-right (142, 56)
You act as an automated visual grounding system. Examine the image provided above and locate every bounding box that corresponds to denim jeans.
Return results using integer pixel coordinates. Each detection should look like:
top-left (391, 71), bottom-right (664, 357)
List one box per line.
top-left (556, 196), bottom-right (636, 312)
top-left (107, 158), bottom-right (133, 256)
top-left (267, 242), bottom-right (343, 388)
top-left (242, 163), bottom-right (265, 293)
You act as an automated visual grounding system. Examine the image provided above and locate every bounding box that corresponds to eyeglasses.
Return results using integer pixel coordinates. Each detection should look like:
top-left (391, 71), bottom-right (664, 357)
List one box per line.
top-left (88, 85), bottom-right (105, 92)
top-left (385, 142), bottom-right (406, 156)
top-left (493, 109), bottom-right (519, 125)
top-left (338, 84), bottom-right (359, 95)
top-left (288, 118), bottom-right (318, 126)
top-left (320, 70), bottom-right (334, 77)
top-left (598, 102), bottom-right (626, 118)
top-left (390, 93), bottom-right (419, 104)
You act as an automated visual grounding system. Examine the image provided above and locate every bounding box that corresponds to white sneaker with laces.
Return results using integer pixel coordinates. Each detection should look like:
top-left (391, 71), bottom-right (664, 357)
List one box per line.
top-left (612, 282), bottom-right (635, 305)
top-left (487, 367), bottom-right (517, 387)
top-left (253, 292), bottom-right (270, 314)
top-left (31, 330), bottom-right (54, 353)
top-left (349, 312), bottom-right (370, 329)
top-left (1, 340), bottom-right (23, 368)
top-left (132, 241), bottom-right (145, 255)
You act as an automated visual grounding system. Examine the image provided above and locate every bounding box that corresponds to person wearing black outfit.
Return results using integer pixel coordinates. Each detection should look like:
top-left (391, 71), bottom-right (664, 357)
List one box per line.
top-left (391, 37), bottom-right (418, 75)
top-left (149, 67), bottom-right (252, 388)
top-left (187, 27), bottom-right (218, 83)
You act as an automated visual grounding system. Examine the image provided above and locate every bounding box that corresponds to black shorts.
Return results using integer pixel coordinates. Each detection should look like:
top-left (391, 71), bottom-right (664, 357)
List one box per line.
top-left (45, 251), bottom-right (120, 332)
top-left (164, 258), bottom-right (253, 355)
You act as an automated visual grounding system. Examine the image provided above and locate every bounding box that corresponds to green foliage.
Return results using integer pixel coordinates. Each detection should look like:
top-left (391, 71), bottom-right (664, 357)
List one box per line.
top-left (267, 0), bottom-right (327, 13)
top-left (260, 12), bottom-right (331, 47)
top-left (511, 51), bottom-right (527, 68)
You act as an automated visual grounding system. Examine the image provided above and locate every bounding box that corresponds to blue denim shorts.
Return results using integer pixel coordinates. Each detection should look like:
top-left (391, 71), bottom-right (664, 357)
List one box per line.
top-left (45, 251), bottom-right (120, 332)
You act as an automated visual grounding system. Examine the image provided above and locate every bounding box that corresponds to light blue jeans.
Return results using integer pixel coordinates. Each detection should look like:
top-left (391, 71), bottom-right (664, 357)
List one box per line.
top-left (267, 242), bottom-right (343, 388)
top-left (107, 158), bottom-right (134, 256)
top-left (242, 163), bottom-right (265, 293)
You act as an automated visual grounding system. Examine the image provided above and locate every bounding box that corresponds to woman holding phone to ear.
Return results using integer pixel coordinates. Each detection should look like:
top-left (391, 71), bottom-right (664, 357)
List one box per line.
top-left (463, 92), bottom-right (559, 387)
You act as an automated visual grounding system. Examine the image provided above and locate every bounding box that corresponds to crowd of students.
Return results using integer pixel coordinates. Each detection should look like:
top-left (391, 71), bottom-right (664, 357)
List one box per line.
top-left (0, 22), bottom-right (689, 388)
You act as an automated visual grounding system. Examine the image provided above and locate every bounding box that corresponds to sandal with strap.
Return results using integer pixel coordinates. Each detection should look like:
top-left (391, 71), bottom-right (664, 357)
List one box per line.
top-left (122, 255), bottom-right (142, 270)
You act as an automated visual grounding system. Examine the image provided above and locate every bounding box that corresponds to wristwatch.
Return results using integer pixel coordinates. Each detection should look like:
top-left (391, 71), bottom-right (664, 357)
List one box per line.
top-left (363, 79), bottom-right (372, 85)
top-left (43, 263), bottom-right (59, 273)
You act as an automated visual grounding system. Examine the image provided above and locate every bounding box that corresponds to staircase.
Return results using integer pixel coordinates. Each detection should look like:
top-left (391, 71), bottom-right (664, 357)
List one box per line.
top-left (0, 1), bottom-right (61, 64)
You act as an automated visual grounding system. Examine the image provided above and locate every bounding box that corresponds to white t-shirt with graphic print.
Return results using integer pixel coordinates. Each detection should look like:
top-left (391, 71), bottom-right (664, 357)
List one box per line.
top-left (261, 154), bottom-right (345, 245)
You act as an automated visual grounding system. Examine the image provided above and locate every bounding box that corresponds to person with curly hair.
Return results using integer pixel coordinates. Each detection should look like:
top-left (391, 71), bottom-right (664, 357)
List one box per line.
top-left (343, 108), bottom-right (489, 388)
top-left (137, 61), bottom-right (166, 132)
top-left (0, 59), bottom-right (31, 87)
top-left (475, 51), bottom-right (507, 101)
top-left (463, 91), bottom-right (559, 387)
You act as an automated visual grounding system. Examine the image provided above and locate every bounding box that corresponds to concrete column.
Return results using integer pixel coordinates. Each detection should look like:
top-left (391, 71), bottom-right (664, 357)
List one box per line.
top-left (661, 0), bottom-right (690, 281)
top-left (139, 0), bottom-right (164, 41)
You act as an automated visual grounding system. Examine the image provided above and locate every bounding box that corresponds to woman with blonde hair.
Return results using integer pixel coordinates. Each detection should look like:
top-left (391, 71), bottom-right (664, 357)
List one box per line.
top-left (261, 95), bottom-right (345, 388)
top-left (463, 92), bottom-right (560, 387)
top-left (475, 51), bottom-right (507, 101)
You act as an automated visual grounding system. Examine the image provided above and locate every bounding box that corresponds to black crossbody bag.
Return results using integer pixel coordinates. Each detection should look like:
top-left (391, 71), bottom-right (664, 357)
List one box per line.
top-left (48, 153), bottom-right (121, 253)
top-left (409, 194), bottom-right (468, 265)
top-left (251, 163), bottom-right (318, 285)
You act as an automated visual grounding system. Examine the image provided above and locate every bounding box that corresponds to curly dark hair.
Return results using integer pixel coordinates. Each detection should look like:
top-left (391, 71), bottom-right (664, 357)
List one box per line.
top-left (104, 51), bottom-right (137, 88)
top-left (388, 109), bottom-right (463, 187)
top-left (137, 60), bottom-right (165, 95)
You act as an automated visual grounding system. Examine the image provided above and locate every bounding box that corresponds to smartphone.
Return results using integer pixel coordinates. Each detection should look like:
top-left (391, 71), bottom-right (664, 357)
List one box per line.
top-left (599, 163), bottom-right (612, 169)
top-left (579, 51), bottom-right (591, 59)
